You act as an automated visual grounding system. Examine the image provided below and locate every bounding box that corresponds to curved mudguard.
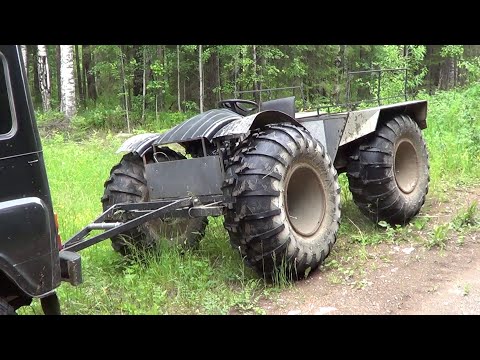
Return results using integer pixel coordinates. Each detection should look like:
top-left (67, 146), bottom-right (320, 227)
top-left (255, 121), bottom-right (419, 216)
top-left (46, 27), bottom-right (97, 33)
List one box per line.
top-left (212, 110), bottom-right (301, 141)
top-left (116, 133), bottom-right (164, 157)
top-left (154, 109), bottom-right (242, 146)
top-left (116, 109), bottom-right (301, 155)
top-left (153, 109), bottom-right (300, 146)
top-left (338, 100), bottom-right (427, 146)
top-left (116, 110), bottom-right (242, 155)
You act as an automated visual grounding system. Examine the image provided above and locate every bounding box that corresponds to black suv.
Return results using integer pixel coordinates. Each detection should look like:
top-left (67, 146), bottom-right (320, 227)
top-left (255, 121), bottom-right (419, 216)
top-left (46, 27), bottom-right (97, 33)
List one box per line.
top-left (0, 45), bottom-right (62, 314)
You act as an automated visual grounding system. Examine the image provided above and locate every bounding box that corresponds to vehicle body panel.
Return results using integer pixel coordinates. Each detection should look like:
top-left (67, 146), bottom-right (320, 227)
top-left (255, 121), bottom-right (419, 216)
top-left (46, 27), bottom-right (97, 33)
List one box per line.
top-left (118, 99), bottom-right (427, 165)
top-left (0, 45), bottom-right (59, 298)
top-left (154, 109), bottom-right (241, 146)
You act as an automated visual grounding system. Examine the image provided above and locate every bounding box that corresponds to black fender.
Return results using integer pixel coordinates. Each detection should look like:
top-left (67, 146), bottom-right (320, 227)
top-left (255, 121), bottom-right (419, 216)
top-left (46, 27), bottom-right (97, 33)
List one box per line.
top-left (153, 108), bottom-right (302, 145)
top-left (117, 106), bottom-right (303, 155)
top-left (116, 133), bottom-right (163, 157)
top-left (212, 110), bottom-right (302, 141)
top-left (154, 109), bottom-right (242, 146)
top-left (116, 110), bottom-right (243, 155)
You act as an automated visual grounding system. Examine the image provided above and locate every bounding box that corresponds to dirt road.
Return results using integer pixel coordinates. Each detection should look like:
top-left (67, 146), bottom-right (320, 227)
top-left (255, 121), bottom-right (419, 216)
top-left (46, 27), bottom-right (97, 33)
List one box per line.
top-left (259, 187), bottom-right (480, 315)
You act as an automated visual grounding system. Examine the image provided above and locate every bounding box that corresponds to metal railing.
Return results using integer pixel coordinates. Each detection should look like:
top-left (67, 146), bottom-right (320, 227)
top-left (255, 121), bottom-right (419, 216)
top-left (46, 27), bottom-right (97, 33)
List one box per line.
top-left (232, 67), bottom-right (409, 114)
top-left (234, 85), bottom-right (306, 108)
top-left (345, 68), bottom-right (408, 108)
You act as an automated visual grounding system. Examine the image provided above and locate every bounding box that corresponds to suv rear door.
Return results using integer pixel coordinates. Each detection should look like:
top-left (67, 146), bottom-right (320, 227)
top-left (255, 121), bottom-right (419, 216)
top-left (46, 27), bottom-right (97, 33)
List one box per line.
top-left (0, 45), bottom-right (60, 298)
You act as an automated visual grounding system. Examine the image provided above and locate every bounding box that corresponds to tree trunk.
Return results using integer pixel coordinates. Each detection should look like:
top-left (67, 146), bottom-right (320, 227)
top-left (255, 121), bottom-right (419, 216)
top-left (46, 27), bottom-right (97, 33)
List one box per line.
top-left (234, 51), bottom-right (238, 96)
top-left (216, 49), bottom-right (222, 102)
top-left (253, 45), bottom-right (259, 103)
top-left (75, 45), bottom-right (84, 107)
top-left (81, 46), bottom-right (87, 102)
top-left (82, 45), bottom-right (97, 102)
top-left (120, 46), bottom-right (130, 133)
top-left (448, 56), bottom-right (455, 88)
top-left (177, 45), bottom-right (181, 112)
top-left (157, 45), bottom-right (164, 110)
top-left (142, 46), bottom-right (147, 122)
top-left (133, 45), bottom-right (143, 97)
top-left (357, 46), bottom-right (370, 100)
top-left (454, 56), bottom-right (458, 87)
top-left (60, 45), bottom-right (76, 119)
top-left (29, 45), bottom-right (40, 105)
top-left (92, 50), bottom-right (99, 98)
top-left (162, 46), bottom-right (168, 110)
top-left (204, 47), bottom-right (217, 109)
top-left (199, 45), bottom-right (204, 113)
top-left (21, 45), bottom-right (28, 75)
top-left (37, 45), bottom-right (51, 112)
top-left (439, 57), bottom-right (454, 90)
top-left (56, 46), bottom-right (62, 108)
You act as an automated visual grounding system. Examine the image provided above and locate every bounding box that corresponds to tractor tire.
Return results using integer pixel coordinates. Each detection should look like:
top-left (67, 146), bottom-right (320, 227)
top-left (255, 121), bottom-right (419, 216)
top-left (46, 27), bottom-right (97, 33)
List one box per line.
top-left (101, 150), bottom-right (208, 256)
top-left (347, 114), bottom-right (429, 225)
top-left (0, 298), bottom-right (16, 315)
top-left (223, 124), bottom-right (341, 280)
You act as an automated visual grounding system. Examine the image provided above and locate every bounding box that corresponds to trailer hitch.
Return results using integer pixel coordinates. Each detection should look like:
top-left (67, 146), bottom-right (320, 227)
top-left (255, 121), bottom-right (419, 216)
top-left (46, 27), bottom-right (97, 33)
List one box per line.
top-left (62, 197), bottom-right (223, 253)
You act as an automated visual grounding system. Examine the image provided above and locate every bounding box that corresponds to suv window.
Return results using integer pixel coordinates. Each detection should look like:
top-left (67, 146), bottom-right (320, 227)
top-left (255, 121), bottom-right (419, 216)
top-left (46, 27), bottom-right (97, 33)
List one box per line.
top-left (0, 52), bottom-right (14, 136)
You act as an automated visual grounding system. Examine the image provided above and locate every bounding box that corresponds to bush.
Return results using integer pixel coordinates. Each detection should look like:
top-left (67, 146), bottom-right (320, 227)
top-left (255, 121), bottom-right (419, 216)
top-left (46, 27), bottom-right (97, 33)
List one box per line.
top-left (419, 84), bottom-right (480, 191)
top-left (35, 110), bottom-right (65, 124)
top-left (71, 105), bottom-right (126, 131)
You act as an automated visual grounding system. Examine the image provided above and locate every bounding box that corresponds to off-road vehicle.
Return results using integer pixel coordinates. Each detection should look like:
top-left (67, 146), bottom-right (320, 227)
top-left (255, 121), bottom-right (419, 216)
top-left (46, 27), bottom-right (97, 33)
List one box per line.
top-left (0, 45), bottom-right (429, 314)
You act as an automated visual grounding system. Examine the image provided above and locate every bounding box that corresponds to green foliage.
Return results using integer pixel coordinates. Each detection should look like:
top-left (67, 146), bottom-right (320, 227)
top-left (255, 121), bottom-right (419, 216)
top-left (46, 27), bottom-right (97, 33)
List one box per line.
top-left (143, 111), bottom-right (195, 132)
top-left (353, 45), bottom-right (427, 103)
top-left (441, 45), bottom-right (464, 58)
top-left (422, 201), bottom-right (479, 251)
top-left (419, 84), bottom-right (480, 192)
top-left (30, 44), bottom-right (480, 131)
top-left (72, 104), bottom-right (126, 130)
top-left (35, 110), bottom-right (66, 123)
top-left (426, 223), bottom-right (450, 250)
top-left (453, 201), bottom-right (478, 230)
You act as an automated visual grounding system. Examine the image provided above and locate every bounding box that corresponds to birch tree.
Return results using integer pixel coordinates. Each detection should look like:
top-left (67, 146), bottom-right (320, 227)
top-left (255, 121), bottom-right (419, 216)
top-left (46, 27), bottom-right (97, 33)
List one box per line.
top-left (37, 45), bottom-right (51, 112)
top-left (142, 46), bottom-right (147, 122)
top-left (21, 45), bottom-right (28, 75)
top-left (199, 45), bottom-right (204, 113)
top-left (60, 45), bottom-right (76, 119)
top-left (253, 45), bottom-right (259, 103)
top-left (177, 45), bottom-right (181, 112)
top-left (119, 46), bottom-right (131, 133)
top-left (56, 46), bottom-right (62, 106)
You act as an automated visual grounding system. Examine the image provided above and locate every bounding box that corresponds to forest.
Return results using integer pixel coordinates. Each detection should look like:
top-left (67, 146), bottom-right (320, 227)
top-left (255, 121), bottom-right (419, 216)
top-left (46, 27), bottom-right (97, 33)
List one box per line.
top-left (24, 45), bottom-right (480, 132)
top-left (15, 44), bottom-right (480, 314)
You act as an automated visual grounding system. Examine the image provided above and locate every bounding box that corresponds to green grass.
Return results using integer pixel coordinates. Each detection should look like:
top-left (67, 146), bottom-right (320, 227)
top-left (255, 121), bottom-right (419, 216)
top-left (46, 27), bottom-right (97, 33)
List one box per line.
top-left (420, 85), bottom-right (480, 192)
top-left (20, 134), bottom-right (271, 314)
top-left (20, 84), bottom-right (480, 314)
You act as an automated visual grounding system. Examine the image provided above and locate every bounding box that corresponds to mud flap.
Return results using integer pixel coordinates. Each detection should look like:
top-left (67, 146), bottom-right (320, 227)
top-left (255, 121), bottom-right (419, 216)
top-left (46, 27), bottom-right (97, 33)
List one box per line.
top-left (59, 250), bottom-right (82, 286)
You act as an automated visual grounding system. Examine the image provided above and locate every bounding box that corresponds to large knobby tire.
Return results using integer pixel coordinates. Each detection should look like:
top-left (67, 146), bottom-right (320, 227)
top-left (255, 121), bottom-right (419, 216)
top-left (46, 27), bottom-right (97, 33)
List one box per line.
top-left (0, 298), bottom-right (16, 315)
top-left (347, 114), bottom-right (429, 225)
top-left (223, 124), bottom-right (341, 280)
top-left (101, 150), bottom-right (208, 256)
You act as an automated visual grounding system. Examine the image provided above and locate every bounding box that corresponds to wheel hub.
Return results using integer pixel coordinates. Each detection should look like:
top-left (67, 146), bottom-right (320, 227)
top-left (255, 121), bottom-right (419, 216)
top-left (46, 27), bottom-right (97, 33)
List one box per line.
top-left (285, 163), bottom-right (326, 237)
top-left (394, 139), bottom-right (419, 194)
